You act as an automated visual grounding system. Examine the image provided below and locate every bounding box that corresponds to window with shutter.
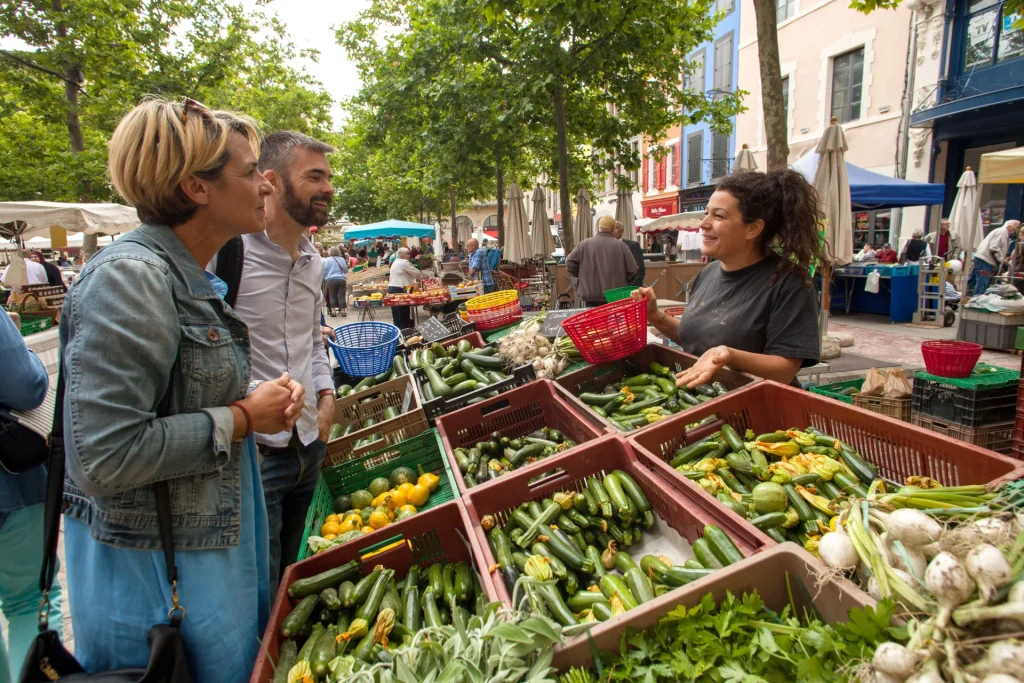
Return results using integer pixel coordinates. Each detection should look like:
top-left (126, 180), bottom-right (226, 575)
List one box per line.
top-left (712, 133), bottom-right (730, 179)
top-left (716, 0), bottom-right (735, 14)
top-left (830, 48), bottom-right (864, 123)
top-left (642, 157), bottom-right (649, 192)
top-left (713, 33), bottom-right (734, 94)
top-left (689, 49), bottom-right (706, 95)
top-left (666, 147), bottom-right (673, 186)
top-left (656, 157), bottom-right (666, 190)
top-left (687, 132), bottom-right (703, 186)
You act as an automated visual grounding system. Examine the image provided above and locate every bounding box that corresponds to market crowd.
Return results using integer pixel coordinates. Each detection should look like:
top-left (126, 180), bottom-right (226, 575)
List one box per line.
top-left (1, 96), bottom-right (828, 682)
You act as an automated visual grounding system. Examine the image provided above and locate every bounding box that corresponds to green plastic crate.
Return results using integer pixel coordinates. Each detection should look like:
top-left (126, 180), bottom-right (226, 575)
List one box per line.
top-left (483, 323), bottom-right (518, 343)
top-left (913, 362), bottom-right (1019, 390)
top-left (1015, 326), bottom-right (1024, 351)
top-left (808, 378), bottom-right (864, 404)
top-left (297, 429), bottom-right (459, 561)
top-left (558, 359), bottom-right (588, 377)
top-left (19, 314), bottom-right (54, 337)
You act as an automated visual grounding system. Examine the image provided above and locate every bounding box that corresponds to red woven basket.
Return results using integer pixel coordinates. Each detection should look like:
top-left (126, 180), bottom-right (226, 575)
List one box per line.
top-left (921, 340), bottom-right (982, 378)
top-left (562, 298), bottom-right (648, 364)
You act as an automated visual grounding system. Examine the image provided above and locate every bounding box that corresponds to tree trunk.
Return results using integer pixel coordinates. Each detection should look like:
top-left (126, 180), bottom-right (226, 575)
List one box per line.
top-left (449, 185), bottom-right (457, 249)
top-left (496, 160), bottom-right (505, 248)
top-left (553, 80), bottom-right (573, 253)
top-left (752, 0), bottom-right (789, 172)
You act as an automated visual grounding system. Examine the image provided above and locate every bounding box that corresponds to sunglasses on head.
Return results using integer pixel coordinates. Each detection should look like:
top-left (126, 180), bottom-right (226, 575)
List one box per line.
top-left (180, 96), bottom-right (212, 124)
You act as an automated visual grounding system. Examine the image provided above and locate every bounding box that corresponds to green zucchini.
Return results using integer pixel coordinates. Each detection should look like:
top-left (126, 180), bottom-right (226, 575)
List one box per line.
top-left (443, 372), bottom-right (469, 386)
top-left (509, 442), bottom-right (545, 467)
top-left (422, 364), bottom-right (452, 398)
top-left (623, 567), bottom-right (655, 604)
top-left (328, 423), bottom-right (345, 441)
top-left (296, 623), bottom-right (325, 663)
top-left (544, 526), bottom-right (594, 573)
top-left (426, 563), bottom-right (444, 596)
top-left (459, 352), bottom-right (504, 370)
top-left (585, 546), bottom-right (606, 578)
top-left (785, 484), bottom-right (815, 522)
top-left (599, 574), bottom-right (638, 610)
top-left (540, 585), bottom-right (578, 626)
top-left (603, 471), bottom-right (637, 522)
top-left (281, 594), bottom-right (319, 638)
top-left (567, 590), bottom-right (611, 612)
top-left (669, 439), bottom-right (719, 468)
top-left (692, 538), bottom-right (724, 569)
top-left (272, 638), bottom-right (298, 683)
top-left (703, 525), bottom-right (744, 566)
top-left (392, 355), bottom-right (410, 377)
top-left (720, 424), bottom-right (746, 453)
top-left (613, 549), bottom-right (638, 574)
top-left (288, 560), bottom-right (361, 598)
top-left (694, 383), bottom-right (717, 398)
top-left (422, 588), bottom-right (442, 628)
top-left (592, 601), bottom-right (613, 621)
top-left (653, 376), bottom-right (678, 396)
top-left (311, 624), bottom-right (338, 678)
top-left (613, 470), bottom-right (651, 512)
top-left (750, 512), bottom-right (789, 530)
top-left (656, 565), bottom-right (715, 587)
top-left (319, 587), bottom-right (341, 611)
top-left (356, 568), bottom-right (394, 623)
top-left (449, 379), bottom-right (479, 396)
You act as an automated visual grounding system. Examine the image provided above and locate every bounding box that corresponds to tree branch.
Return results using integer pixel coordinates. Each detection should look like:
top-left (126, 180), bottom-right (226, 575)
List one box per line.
top-left (0, 50), bottom-right (69, 83)
top-left (570, 8), bottom-right (637, 73)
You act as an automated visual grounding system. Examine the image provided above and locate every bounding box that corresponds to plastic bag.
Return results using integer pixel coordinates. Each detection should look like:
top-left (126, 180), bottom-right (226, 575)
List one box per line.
top-left (883, 368), bottom-right (913, 398)
top-left (865, 270), bottom-right (881, 294)
top-left (1, 254), bottom-right (28, 287)
top-left (861, 367), bottom-right (887, 395)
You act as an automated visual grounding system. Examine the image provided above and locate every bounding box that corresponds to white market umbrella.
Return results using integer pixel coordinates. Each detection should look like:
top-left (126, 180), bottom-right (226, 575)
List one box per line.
top-left (813, 119), bottom-right (853, 267)
top-left (0, 201), bottom-right (139, 241)
top-left (503, 183), bottom-right (530, 263)
top-left (574, 188), bottom-right (593, 242)
top-left (734, 144), bottom-right (758, 172)
top-left (530, 185), bottom-right (556, 259)
top-left (615, 186), bottom-right (637, 240)
top-left (950, 168), bottom-right (981, 299)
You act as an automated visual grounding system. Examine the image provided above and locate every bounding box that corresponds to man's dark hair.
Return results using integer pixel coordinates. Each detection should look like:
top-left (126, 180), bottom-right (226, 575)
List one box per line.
top-left (258, 130), bottom-right (335, 175)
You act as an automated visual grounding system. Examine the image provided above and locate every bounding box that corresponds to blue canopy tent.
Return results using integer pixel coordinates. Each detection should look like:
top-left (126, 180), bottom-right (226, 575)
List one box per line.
top-left (792, 152), bottom-right (945, 209)
top-left (343, 220), bottom-right (437, 240)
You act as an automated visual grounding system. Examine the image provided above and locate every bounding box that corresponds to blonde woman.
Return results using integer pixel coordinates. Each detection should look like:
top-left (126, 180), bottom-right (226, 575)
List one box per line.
top-left (59, 98), bottom-right (304, 679)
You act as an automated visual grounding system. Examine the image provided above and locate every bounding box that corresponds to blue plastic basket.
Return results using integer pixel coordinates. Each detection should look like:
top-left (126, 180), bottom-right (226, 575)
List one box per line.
top-left (329, 322), bottom-right (400, 377)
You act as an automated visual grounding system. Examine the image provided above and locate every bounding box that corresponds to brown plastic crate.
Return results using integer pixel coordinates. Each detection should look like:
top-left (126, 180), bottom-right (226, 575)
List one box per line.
top-left (629, 381), bottom-right (1024, 491)
top-left (252, 500), bottom-right (498, 683)
top-left (552, 543), bottom-right (874, 671)
top-left (853, 392), bottom-right (913, 422)
top-left (324, 374), bottom-right (428, 467)
top-left (910, 411), bottom-right (1015, 456)
top-left (460, 433), bottom-right (773, 615)
top-left (553, 343), bottom-right (760, 434)
top-left (435, 379), bottom-right (606, 495)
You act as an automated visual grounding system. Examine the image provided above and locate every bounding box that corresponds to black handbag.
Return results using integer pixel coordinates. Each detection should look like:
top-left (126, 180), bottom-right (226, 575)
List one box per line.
top-left (19, 366), bottom-right (193, 683)
top-left (0, 407), bottom-right (48, 474)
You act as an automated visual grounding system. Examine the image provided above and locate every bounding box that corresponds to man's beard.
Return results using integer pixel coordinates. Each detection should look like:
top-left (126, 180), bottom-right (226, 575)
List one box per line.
top-left (280, 175), bottom-right (331, 228)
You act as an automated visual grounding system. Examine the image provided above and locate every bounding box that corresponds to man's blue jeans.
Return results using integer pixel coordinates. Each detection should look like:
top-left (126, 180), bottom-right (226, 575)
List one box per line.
top-left (968, 256), bottom-right (995, 296)
top-left (259, 438), bottom-right (325, 593)
top-left (0, 504), bottom-right (63, 683)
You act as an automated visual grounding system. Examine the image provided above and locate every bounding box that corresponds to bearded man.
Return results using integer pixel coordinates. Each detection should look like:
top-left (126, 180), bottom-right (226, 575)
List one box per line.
top-left (212, 130), bottom-right (336, 592)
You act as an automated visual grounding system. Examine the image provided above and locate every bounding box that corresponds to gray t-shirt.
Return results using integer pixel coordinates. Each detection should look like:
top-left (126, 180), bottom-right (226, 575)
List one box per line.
top-left (677, 253), bottom-right (820, 382)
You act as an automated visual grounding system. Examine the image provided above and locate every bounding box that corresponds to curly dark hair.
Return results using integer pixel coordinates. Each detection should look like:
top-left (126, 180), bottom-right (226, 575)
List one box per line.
top-left (715, 169), bottom-right (829, 281)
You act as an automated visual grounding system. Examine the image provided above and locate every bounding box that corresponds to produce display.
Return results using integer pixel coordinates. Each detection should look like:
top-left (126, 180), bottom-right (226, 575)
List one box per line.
top-left (382, 287), bottom-right (450, 306)
top-left (354, 292), bottom-right (385, 305)
top-left (497, 315), bottom-right (582, 379)
top-left (409, 338), bottom-right (519, 402)
top-left (572, 362), bottom-right (733, 431)
top-left (333, 357), bottom-right (411, 401)
top-left (272, 557), bottom-right (492, 682)
top-left (304, 465), bottom-right (440, 555)
top-left (482, 471), bottom-right (747, 626)
top-left (559, 592), bottom-right (904, 683)
top-left (452, 427), bottom-right (577, 489)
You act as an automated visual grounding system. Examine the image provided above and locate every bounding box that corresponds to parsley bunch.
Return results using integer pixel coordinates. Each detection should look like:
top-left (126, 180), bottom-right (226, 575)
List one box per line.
top-left (593, 590), bottom-right (904, 683)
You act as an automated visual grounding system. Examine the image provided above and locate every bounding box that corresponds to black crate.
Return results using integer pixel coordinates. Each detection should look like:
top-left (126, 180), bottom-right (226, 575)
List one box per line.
top-left (911, 376), bottom-right (1018, 427)
top-left (413, 364), bottom-right (537, 421)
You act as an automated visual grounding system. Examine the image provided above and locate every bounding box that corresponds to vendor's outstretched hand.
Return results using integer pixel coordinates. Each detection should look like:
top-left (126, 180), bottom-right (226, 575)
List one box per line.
top-left (676, 346), bottom-right (731, 389)
top-left (631, 287), bottom-right (658, 317)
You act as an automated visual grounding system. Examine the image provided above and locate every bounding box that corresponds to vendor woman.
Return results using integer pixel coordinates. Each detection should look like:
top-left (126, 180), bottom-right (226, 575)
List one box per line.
top-left (634, 169), bottom-right (823, 388)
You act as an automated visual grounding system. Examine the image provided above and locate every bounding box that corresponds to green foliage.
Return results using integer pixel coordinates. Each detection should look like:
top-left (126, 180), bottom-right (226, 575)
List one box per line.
top-left (0, 0), bottom-right (334, 203)
top-left (597, 590), bottom-right (904, 682)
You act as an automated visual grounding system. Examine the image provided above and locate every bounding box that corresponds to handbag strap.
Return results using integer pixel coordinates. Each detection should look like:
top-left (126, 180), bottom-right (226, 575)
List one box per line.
top-left (39, 362), bottom-right (182, 630)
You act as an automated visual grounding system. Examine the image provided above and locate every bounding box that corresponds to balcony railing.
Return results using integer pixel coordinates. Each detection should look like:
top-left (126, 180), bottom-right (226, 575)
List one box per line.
top-left (686, 157), bottom-right (733, 186)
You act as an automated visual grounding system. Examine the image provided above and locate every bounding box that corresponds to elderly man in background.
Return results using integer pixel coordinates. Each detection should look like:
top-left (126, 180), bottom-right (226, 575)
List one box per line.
top-left (613, 220), bottom-right (646, 287)
top-left (388, 247), bottom-right (422, 329)
top-left (466, 238), bottom-right (495, 293)
top-left (566, 215), bottom-right (638, 307)
top-left (924, 218), bottom-right (963, 261)
top-left (970, 219), bottom-right (1021, 296)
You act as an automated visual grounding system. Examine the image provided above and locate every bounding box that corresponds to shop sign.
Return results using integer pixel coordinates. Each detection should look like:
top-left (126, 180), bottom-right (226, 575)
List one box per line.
top-left (642, 196), bottom-right (679, 218)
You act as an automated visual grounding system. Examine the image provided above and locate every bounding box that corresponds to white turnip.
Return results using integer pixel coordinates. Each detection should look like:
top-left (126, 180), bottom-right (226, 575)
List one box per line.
top-left (964, 544), bottom-right (1012, 604)
top-left (872, 642), bottom-right (920, 680)
top-left (964, 640), bottom-right (1024, 679)
top-left (886, 509), bottom-right (943, 548)
top-left (819, 529), bottom-right (859, 571)
top-left (925, 552), bottom-right (974, 628)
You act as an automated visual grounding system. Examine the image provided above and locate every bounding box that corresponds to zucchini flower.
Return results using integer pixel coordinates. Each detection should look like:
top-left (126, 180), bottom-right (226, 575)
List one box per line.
top-left (373, 608), bottom-right (396, 649)
top-left (786, 430), bottom-right (817, 447)
top-left (621, 387), bottom-right (636, 404)
top-left (287, 661), bottom-right (314, 683)
top-left (796, 485), bottom-right (837, 516)
top-left (646, 412), bottom-right (669, 424)
top-left (905, 476), bottom-right (942, 490)
top-left (698, 473), bottom-right (737, 499)
top-left (608, 595), bottom-right (626, 618)
top-left (782, 506), bottom-right (801, 529)
top-left (791, 454), bottom-right (843, 481)
top-left (488, 459), bottom-right (504, 472)
top-left (338, 618), bottom-right (368, 643)
top-left (553, 492), bottom-right (575, 510)
top-left (767, 459), bottom-right (807, 484)
top-left (744, 429), bottom-right (756, 440)
top-left (803, 535), bottom-right (821, 558)
top-left (525, 554), bottom-right (553, 581)
top-left (680, 457), bottom-right (728, 474)
top-left (754, 440), bottom-right (802, 457)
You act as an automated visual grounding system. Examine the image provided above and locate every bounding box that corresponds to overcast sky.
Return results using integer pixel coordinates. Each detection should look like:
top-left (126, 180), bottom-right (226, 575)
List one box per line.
top-left (248, 0), bottom-right (371, 125)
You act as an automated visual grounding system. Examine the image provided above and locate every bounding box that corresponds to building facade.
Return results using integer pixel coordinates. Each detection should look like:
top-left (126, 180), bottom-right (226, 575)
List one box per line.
top-left (735, 0), bottom-right (915, 248)
top-left (641, 126), bottom-right (683, 219)
top-left (677, 0), bottom-right (742, 215)
top-left (902, 0), bottom-right (1023, 240)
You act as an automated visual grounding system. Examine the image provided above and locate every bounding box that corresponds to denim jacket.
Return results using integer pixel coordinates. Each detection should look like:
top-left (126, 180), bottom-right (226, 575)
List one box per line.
top-left (59, 224), bottom-right (252, 550)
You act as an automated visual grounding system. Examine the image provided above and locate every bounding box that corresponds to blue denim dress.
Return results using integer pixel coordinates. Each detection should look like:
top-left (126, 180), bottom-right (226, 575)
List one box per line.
top-left (63, 273), bottom-right (270, 681)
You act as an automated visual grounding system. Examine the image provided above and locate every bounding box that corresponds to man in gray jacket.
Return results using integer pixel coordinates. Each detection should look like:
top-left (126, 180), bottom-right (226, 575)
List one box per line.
top-left (566, 215), bottom-right (638, 306)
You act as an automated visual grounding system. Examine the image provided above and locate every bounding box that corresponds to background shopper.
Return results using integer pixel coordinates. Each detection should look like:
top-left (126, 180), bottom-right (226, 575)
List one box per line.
top-left (324, 245), bottom-right (348, 316)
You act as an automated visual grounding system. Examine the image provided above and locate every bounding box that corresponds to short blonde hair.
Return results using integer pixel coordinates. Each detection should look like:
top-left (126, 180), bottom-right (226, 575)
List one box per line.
top-left (108, 97), bottom-right (260, 227)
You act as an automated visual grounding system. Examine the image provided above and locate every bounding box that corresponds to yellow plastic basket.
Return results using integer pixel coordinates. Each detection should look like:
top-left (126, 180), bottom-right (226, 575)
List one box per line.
top-left (465, 289), bottom-right (518, 312)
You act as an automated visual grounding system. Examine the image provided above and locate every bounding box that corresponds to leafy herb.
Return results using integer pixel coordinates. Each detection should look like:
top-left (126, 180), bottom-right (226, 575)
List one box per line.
top-left (597, 590), bottom-right (903, 683)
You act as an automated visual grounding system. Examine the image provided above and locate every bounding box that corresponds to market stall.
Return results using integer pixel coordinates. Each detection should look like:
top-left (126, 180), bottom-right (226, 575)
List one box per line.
top-left (254, 285), bottom-right (1024, 683)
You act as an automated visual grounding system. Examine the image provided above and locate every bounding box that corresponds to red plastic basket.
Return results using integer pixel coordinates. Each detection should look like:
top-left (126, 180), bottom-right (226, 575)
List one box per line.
top-left (628, 381), bottom-right (1024, 496)
top-left (435, 379), bottom-right (606, 495)
top-left (561, 298), bottom-right (648, 364)
top-left (466, 290), bottom-right (523, 331)
top-left (460, 433), bottom-right (773, 613)
top-left (251, 501), bottom-right (497, 683)
top-left (921, 340), bottom-right (982, 378)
